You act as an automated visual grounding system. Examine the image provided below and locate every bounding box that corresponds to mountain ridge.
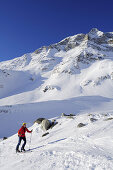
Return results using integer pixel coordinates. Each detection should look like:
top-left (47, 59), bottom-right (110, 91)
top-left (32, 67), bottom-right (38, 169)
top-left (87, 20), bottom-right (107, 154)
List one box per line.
top-left (0, 28), bottom-right (113, 73)
top-left (0, 28), bottom-right (113, 105)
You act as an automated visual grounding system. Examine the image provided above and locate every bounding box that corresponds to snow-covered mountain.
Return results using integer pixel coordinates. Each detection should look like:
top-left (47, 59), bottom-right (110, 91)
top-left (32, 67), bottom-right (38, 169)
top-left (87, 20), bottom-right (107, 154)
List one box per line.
top-left (0, 28), bottom-right (113, 105)
top-left (0, 28), bottom-right (113, 135)
top-left (1, 28), bottom-right (113, 170)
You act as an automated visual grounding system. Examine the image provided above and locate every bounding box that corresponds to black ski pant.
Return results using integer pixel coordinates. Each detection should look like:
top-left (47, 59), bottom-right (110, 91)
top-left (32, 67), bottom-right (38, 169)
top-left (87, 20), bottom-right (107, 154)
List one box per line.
top-left (16, 136), bottom-right (26, 150)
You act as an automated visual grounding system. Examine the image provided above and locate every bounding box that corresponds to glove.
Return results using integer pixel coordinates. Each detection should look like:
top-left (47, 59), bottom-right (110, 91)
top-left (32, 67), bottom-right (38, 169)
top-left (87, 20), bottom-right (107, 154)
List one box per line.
top-left (31, 129), bottom-right (33, 132)
top-left (18, 133), bottom-right (21, 137)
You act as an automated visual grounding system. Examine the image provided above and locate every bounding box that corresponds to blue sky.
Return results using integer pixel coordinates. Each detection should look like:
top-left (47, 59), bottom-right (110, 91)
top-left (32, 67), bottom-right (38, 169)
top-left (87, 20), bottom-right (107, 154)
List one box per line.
top-left (0, 0), bottom-right (113, 62)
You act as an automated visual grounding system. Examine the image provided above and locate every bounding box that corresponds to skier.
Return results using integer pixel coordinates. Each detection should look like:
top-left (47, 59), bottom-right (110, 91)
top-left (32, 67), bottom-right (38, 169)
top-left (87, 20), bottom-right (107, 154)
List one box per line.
top-left (16, 123), bottom-right (32, 153)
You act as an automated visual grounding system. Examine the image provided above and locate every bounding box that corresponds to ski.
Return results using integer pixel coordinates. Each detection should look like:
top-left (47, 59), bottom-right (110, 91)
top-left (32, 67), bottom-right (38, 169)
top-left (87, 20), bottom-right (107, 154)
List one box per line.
top-left (24, 149), bottom-right (32, 153)
top-left (16, 149), bottom-right (32, 154)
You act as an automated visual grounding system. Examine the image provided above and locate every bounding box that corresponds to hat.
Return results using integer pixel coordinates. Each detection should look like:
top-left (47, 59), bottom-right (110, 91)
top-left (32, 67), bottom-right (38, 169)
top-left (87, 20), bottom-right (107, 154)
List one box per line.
top-left (22, 123), bottom-right (26, 126)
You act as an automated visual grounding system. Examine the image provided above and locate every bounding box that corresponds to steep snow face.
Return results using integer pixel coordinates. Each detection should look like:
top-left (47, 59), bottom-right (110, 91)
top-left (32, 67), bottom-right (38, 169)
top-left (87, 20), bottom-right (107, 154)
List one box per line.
top-left (0, 28), bottom-right (113, 105)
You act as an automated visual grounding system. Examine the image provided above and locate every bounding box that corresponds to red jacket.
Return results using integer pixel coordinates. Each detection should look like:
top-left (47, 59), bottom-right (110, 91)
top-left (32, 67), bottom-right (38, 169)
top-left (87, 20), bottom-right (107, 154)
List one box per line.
top-left (18, 126), bottom-right (32, 137)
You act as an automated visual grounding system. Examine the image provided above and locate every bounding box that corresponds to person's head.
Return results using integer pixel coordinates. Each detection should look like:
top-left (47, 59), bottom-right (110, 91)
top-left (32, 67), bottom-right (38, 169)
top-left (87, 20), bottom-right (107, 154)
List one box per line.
top-left (22, 123), bottom-right (26, 127)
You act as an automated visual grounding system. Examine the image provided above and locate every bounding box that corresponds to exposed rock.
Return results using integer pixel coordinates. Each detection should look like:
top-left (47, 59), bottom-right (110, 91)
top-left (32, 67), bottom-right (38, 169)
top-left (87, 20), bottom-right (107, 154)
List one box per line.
top-left (93, 75), bottom-right (111, 86)
top-left (42, 132), bottom-right (49, 137)
top-left (104, 117), bottom-right (113, 121)
top-left (61, 113), bottom-right (75, 119)
top-left (61, 113), bottom-right (75, 117)
top-left (50, 120), bottom-right (58, 129)
top-left (88, 28), bottom-right (103, 39)
top-left (81, 80), bottom-right (92, 87)
top-left (3, 137), bottom-right (7, 140)
top-left (43, 85), bottom-right (55, 92)
top-left (103, 113), bottom-right (108, 117)
top-left (34, 46), bottom-right (47, 54)
top-left (88, 113), bottom-right (93, 116)
top-left (70, 113), bottom-right (75, 116)
top-left (34, 118), bottom-right (45, 124)
top-left (77, 123), bottom-right (86, 128)
top-left (41, 119), bottom-right (52, 131)
top-left (90, 118), bottom-right (98, 122)
top-left (64, 43), bottom-right (78, 51)
top-left (41, 119), bottom-right (58, 131)
top-left (108, 40), bottom-right (113, 44)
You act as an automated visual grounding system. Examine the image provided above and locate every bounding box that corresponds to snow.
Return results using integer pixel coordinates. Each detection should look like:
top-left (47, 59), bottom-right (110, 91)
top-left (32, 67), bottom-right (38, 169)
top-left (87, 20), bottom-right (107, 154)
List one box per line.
top-left (0, 58), bottom-right (113, 106)
top-left (1, 112), bottom-right (113, 170)
top-left (88, 28), bottom-right (104, 38)
top-left (0, 28), bottom-right (113, 169)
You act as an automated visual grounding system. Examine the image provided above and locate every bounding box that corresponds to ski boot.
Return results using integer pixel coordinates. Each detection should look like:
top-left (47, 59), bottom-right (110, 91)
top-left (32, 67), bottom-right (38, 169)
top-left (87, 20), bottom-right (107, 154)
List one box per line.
top-left (16, 149), bottom-right (20, 153)
top-left (21, 148), bottom-right (26, 152)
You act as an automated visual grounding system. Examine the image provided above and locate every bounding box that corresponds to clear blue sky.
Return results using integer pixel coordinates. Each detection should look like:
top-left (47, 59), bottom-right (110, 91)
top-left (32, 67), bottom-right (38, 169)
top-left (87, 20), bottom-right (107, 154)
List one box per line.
top-left (0, 0), bottom-right (113, 62)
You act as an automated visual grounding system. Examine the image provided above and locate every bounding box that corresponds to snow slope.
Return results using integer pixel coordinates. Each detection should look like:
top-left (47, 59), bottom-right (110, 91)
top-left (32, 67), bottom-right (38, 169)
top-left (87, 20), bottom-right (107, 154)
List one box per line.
top-left (1, 112), bottom-right (113, 170)
top-left (0, 28), bottom-right (113, 137)
top-left (0, 28), bottom-right (113, 169)
top-left (0, 28), bottom-right (113, 105)
top-left (0, 95), bottom-right (113, 138)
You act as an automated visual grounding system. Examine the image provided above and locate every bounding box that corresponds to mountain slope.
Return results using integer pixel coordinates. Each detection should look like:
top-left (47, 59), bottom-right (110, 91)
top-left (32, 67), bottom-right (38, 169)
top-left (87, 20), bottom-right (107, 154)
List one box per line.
top-left (1, 112), bottom-right (113, 170)
top-left (0, 28), bottom-right (113, 105)
top-left (1, 28), bottom-right (113, 170)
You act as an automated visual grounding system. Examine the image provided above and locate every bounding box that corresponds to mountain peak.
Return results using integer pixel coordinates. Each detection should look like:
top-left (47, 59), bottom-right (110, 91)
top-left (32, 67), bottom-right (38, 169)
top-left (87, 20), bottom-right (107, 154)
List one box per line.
top-left (88, 28), bottom-right (103, 38)
top-left (0, 28), bottom-right (113, 106)
top-left (90, 28), bottom-right (100, 33)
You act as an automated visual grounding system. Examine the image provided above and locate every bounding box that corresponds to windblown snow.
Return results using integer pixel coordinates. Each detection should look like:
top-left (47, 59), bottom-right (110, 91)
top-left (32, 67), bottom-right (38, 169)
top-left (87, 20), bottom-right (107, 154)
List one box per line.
top-left (0, 28), bottom-right (113, 170)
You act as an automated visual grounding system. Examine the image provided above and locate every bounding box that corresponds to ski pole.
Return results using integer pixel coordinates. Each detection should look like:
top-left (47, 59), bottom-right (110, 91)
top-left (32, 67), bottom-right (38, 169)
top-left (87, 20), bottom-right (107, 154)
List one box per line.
top-left (29, 132), bottom-right (32, 150)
